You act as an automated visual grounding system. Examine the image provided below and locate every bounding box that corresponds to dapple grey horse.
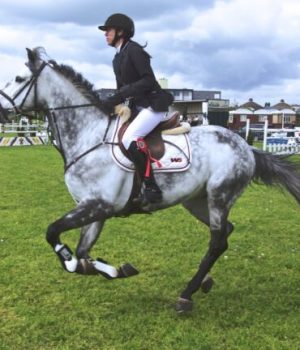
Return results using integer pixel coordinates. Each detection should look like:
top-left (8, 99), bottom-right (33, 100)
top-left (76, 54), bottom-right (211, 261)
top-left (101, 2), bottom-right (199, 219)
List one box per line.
top-left (0, 47), bottom-right (299, 312)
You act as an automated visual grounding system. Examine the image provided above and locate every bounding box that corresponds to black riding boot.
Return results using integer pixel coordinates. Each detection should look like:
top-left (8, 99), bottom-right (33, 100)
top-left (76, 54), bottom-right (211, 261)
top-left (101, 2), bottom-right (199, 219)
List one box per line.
top-left (127, 141), bottom-right (162, 203)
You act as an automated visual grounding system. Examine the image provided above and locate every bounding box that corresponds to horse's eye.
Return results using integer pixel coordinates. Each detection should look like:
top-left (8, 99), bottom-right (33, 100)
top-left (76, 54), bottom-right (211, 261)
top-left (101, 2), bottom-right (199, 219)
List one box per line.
top-left (15, 76), bottom-right (25, 83)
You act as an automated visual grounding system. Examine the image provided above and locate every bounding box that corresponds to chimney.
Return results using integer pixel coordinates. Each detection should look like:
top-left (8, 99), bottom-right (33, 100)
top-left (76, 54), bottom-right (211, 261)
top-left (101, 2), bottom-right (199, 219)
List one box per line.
top-left (158, 78), bottom-right (168, 89)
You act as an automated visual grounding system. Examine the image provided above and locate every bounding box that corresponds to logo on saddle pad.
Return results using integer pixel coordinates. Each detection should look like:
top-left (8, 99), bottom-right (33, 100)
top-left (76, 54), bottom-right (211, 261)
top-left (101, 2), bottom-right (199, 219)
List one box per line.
top-left (171, 157), bottom-right (182, 163)
top-left (111, 117), bottom-right (192, 173)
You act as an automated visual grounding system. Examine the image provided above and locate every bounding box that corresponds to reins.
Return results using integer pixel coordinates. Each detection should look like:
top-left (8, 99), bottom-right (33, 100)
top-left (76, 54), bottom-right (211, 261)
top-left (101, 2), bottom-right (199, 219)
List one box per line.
top-left (63, 116), bottom-right (115, 173)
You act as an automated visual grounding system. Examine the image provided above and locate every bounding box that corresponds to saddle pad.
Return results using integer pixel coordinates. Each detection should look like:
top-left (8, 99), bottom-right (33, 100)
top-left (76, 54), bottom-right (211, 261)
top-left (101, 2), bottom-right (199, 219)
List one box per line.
top-left (110, 116), bottom-right (192, 173)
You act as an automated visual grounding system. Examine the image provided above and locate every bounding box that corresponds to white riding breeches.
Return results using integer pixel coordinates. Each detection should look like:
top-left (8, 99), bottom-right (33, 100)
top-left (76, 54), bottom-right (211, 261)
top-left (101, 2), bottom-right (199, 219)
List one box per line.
top-left (122, 107), bottom-right (166, 149)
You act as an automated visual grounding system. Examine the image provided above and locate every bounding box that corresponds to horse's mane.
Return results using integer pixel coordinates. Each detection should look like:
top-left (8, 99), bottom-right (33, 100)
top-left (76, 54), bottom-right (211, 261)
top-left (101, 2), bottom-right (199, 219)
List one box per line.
top-left (48, 59), bottom-right (101, 105)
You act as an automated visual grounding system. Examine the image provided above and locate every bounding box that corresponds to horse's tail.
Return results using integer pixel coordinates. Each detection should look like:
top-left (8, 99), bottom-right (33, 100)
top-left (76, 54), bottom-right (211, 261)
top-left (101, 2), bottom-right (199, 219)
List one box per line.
top-left (251, 148), bottom-right (300, 204)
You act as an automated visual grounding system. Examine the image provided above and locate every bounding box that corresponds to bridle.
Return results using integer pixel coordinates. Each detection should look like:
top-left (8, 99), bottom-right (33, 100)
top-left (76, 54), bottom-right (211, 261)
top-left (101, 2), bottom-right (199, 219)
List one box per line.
top-left (0, 60), bottom-right (115, 172)
top-left (0, 61), bottom-right (48, 118)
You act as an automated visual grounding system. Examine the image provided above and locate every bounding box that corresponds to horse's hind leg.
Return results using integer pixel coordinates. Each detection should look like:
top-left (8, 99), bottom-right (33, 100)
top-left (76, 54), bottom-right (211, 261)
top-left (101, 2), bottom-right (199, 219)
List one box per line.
top-left (177, 189), bottom-right (237, 313)
top-left (183, 195), bottom-right (234, 236)
top-left (183, 195), bottom-right (234, 294)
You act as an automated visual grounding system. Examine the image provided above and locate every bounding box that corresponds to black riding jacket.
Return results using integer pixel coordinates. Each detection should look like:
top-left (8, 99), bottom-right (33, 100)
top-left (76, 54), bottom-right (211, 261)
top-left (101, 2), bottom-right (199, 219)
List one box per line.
top-left (112, 40), bottom-right (173, 112)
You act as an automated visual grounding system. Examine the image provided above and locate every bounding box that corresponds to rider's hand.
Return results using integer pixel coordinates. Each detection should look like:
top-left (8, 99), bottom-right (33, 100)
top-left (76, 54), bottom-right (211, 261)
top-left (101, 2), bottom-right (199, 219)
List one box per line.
top-left (100, 92), bottom-right (124, 115)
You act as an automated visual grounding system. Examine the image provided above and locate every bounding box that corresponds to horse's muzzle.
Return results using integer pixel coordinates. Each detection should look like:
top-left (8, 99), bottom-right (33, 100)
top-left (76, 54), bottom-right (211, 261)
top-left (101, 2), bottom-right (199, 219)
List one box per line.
top-left (0, 101), bottom-right (9, 122)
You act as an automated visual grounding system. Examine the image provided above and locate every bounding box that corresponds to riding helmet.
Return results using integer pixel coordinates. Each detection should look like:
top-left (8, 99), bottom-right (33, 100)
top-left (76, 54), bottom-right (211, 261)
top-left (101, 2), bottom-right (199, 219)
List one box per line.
top-left (98, 13), bottom-right (135, 38)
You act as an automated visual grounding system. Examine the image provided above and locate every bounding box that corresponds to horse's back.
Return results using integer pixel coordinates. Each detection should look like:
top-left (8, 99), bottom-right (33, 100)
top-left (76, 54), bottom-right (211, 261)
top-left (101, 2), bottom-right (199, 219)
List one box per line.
top-left (189, 125), bottom-right (255, 185)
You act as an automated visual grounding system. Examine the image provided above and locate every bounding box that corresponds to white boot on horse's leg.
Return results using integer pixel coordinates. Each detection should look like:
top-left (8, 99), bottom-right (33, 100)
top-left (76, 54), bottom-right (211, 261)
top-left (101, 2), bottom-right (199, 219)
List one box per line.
top-left (54, 244), bottom-right (78, 273)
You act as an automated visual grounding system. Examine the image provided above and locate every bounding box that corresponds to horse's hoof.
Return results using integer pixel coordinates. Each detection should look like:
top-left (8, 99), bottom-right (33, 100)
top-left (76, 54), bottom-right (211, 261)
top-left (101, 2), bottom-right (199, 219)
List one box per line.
top-left (175, 297), bottom-right (193, 313)
top-left (118, 263), bottom-right (139, 278)
top-left (201, 276), bottom-right (214, 293)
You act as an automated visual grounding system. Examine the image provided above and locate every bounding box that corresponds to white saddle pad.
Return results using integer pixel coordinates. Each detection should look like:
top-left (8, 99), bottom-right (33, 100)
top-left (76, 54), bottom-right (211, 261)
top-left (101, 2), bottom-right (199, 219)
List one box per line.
top-left (110, 117), bottom-right (192, 173)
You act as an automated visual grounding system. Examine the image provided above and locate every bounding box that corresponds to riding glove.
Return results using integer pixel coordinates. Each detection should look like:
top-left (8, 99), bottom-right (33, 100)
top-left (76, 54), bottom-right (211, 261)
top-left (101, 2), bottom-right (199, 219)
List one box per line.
top-left (101, 92), bottom-right (124, 115)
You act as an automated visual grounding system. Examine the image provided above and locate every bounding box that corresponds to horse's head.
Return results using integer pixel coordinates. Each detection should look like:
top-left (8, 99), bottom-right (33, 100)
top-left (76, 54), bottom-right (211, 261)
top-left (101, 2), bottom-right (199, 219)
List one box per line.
top-left (0, 47), bottom-right (48, 117)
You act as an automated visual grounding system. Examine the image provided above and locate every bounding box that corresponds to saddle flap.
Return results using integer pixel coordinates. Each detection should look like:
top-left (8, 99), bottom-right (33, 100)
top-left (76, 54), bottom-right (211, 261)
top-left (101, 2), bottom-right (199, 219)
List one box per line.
top-left (118, 123), bottom-right (165, 160)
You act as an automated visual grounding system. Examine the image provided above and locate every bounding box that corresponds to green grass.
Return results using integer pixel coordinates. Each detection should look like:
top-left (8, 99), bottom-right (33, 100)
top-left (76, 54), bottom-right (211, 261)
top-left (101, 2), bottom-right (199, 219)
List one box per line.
top-left (0, 133), bottom-right (18, 137)
top-left (0, 146), bottom-right (299, 350)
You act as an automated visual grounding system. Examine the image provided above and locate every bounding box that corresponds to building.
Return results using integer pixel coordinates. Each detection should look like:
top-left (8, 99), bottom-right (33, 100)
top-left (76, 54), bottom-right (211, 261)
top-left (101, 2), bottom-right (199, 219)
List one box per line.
top-left (97, 87), bottom-right (230, 127)
top-left (167, 88), bottom-right (229, 126)
top-left (229, 98), bottom-right (297, 130)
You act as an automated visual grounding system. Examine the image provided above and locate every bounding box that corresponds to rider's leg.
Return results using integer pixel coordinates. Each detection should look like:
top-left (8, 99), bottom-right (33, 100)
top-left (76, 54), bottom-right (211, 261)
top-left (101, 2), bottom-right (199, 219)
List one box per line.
top-left (123, 107), bottom-right (165, 203)
top-left (127, 140), bottom-right (162, 202)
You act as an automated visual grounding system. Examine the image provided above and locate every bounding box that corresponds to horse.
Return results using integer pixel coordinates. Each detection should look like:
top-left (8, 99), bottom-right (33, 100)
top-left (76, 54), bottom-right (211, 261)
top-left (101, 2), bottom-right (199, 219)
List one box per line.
top-left (0, 47), bottom-right (299, 313)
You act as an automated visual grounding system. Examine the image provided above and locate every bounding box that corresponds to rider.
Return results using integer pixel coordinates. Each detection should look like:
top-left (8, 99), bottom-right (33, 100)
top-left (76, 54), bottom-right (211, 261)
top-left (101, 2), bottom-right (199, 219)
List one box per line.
top-left (98, 13), bottom-right (173, 203)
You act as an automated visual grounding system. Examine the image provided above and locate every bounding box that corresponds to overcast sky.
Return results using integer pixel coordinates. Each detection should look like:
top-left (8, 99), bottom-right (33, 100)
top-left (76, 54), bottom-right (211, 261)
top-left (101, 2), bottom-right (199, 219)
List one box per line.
top-left (1, 0), bottom-right (300, 106)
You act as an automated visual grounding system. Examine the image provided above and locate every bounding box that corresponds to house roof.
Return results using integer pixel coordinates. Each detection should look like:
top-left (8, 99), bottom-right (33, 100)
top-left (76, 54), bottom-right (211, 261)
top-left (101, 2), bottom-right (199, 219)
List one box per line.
top-left (254, 107), bottom-right (280, 115)
top-left (239, 98), bottom-right (263, 111)
top-left (272, 99), bottom-right (293, 110)
top-left (229, 107), bottom-right (254, 115)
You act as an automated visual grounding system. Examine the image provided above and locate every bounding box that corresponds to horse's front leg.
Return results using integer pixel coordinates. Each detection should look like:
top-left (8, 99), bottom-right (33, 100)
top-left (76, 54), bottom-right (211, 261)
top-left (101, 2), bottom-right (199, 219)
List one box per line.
top-left (75, 221), bottom-right (119, 278)
top-left (46, 199), bottom-right (113, 273)
top-left (46, 199), bottom-right (138, 278)
top-left (75, 221), bottom-right (139, 279)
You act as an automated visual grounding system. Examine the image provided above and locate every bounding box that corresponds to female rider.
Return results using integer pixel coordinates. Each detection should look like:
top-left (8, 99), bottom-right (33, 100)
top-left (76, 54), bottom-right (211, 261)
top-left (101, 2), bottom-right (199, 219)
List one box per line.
top-left (98, 13), bottom-right (173, 203)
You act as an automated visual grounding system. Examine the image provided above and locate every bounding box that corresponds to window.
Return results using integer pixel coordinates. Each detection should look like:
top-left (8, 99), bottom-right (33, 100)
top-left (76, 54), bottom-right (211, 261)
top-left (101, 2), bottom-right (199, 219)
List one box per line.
top-left (183, 90), bottom-right (192, 101)
top-left (258, 115), bottom-right (268, 122)
top-left (240, 115), bottom-right (247, 122)
top-left (228, 115), bottom-right (233, 123)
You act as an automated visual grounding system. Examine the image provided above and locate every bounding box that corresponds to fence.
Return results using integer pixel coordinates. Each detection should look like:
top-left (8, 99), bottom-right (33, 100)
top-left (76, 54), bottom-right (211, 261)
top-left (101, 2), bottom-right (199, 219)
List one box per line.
top-left (0, 122), bottom-right (48, 146)
top-left (0, 122), bottom-right (46, 135)
top-left (245, 119), bottom-right (300, 155)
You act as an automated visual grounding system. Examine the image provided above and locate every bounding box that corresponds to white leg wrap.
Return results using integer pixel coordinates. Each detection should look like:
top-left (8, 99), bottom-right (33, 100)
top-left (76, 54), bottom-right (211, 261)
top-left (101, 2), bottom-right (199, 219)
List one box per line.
top-left (92, 260), bottom-right (118, 278)
top-left (64, 256), bottom-right (78, 272)
top-left (54, 243), bottom-right (78, 273)
top-left (54, 244), bottom-right (64, 252)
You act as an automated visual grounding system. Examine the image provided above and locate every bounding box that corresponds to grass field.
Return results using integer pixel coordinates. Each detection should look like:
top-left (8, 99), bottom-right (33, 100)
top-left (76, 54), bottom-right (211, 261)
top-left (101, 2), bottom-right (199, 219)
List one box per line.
top-left (0, 146), bottom-right (299, 350)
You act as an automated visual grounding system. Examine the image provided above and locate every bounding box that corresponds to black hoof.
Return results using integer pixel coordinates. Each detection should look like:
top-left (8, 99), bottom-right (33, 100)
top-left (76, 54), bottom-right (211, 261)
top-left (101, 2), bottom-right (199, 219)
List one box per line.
top-left (201, 276), bottom-right (214, 294)
top-left (175, 298), bottom-right (193, 313)
top-left (118, 263), bottom-right (139, 278)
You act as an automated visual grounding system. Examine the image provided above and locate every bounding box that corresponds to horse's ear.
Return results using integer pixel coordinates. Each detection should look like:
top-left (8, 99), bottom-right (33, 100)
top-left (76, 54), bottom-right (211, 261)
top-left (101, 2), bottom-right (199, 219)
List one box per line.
top-left (26, 48), bottom-right (41, 72)
top-left (26, 48), bottom-right (36, 63)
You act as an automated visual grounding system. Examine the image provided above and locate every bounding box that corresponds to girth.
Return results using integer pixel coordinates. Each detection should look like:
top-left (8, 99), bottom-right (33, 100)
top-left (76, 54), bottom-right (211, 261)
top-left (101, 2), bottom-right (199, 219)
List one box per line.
top-left (118, 111), bottom-right (180, 160)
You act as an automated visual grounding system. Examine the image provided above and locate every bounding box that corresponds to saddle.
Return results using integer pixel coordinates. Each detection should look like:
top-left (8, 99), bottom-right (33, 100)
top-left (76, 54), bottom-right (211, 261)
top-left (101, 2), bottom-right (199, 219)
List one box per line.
top-left (118, 111), bottom-right (181, 160)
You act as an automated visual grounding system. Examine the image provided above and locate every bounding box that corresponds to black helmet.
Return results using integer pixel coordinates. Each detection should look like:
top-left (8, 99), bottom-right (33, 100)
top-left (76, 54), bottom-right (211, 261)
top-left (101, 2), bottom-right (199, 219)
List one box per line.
top-left (98, 13), bottom-right (134, 38)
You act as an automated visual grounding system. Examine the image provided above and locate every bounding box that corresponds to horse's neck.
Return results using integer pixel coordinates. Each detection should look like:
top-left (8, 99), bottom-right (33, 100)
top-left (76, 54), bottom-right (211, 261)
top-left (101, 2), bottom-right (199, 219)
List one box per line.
top-left (53, 106), bottom-right (108, 159)
top-left (41, 70), bottom-right (109, 161)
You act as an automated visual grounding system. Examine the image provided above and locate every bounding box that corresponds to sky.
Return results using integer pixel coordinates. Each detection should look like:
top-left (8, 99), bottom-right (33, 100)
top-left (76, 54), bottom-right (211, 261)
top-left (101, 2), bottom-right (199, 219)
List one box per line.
top-left (1, 0), bottom-right (300, 106)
